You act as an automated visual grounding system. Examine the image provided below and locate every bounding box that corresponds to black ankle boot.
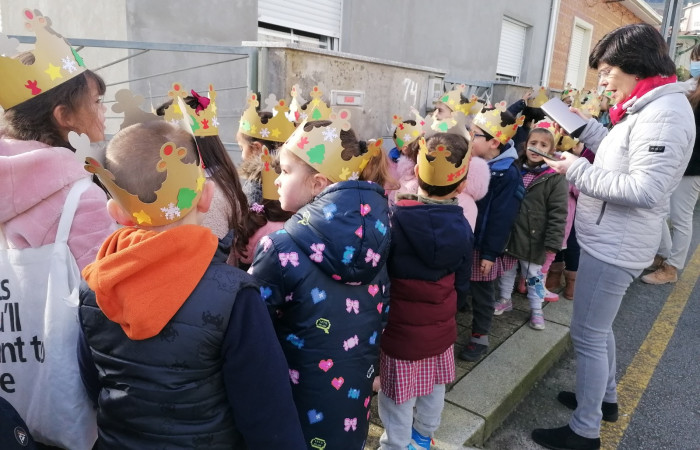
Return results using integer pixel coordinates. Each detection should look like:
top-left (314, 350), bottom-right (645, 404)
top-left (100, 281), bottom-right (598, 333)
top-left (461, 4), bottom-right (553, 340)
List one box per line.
top-left (557, 391), bottom-right (619, 422)
top-left (532, 425), bottom-right (600, 450)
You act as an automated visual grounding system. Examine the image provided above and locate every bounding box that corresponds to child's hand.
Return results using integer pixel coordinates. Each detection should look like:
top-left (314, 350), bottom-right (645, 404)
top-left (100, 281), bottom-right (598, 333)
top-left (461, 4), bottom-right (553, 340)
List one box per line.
top-left (480, 259), bottom-right (494, 276)
top-left (522, 89), bottom-right (533, 102)
top-left (372, 376), bottom-right (381, 393)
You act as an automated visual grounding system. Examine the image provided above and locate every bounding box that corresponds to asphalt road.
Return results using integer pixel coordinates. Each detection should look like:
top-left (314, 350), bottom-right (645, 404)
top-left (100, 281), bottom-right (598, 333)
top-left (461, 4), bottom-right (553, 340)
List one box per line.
top-left (483, 202), bottom-right (700, 450)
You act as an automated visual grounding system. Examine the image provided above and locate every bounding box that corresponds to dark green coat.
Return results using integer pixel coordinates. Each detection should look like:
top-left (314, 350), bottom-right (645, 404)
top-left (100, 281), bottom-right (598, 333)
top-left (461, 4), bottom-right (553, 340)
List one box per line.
top-left (503, 169), bottom-right (569, 265)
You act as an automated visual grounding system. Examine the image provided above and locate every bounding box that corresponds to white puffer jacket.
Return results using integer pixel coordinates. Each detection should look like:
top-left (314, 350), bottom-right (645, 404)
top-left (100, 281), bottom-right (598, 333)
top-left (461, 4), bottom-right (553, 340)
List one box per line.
top-left (568, 83), bottom-right (696, 270)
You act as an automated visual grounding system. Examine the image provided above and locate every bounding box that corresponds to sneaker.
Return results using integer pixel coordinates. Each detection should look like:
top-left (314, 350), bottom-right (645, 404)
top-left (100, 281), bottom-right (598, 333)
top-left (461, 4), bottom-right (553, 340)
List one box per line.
top-left (644, 254), bottom-right (665, 272)
top-left (458, 342), bottom-right (488, 361)
top-left (640, 263), bottom-right (678, 285)
top-left (493, 298), bottom-right (513, 315)
top-left (532, 425), bottom-right (600, 450)
top-left (557, 391), bottom-right (619, 422)
top-left (529, 310), bottom-right (545, 330)
top-left (544, 288), bottom-right (559, 302)
top-left (408, 427), bottom-right (432, 449)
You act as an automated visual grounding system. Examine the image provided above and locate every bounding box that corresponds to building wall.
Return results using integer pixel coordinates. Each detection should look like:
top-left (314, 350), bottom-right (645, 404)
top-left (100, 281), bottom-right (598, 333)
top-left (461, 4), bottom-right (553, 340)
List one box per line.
top-left (549, 0), bottom-right (642, 91)
top-left (341, 0), bottom-right (554, 86)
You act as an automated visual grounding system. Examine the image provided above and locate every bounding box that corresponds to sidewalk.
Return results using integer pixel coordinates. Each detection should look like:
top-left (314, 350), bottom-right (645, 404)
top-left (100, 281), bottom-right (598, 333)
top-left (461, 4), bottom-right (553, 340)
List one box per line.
top-left (364, 291), bottom-right (574, 449)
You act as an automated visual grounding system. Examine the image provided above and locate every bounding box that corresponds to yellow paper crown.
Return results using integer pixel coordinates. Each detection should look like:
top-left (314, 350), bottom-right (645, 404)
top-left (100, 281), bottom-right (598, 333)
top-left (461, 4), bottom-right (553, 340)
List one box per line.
top-left (238, 92), bottom-right (297, 143)
top-left (472, 101), bottom-right (526, 144)
top-left (0, 9), bottom-right (87, 110)
top-left (436, 84), bottom-right (479, 115)
top-left (283, 110), bottom-right (380, 183)
top-left (424, 108), bottom-right (471, 140)
top-left (583, 91), bottom-right (602, 117)
top-left (260, 146), bottom-right (280, 200)
top-left (528, 87), bottom-right (549, 108)
top-left (300, 85), bottom-right (332, 121)
top-left (85, 142), bottom-right (206, 226)
top-left (392, 110), bottom-right (426, 149)
top-left (162, 82), bottom-right (219, 137)
top-left (417, 136), bottom-right (470, 187)
top-left (534, 119), bottom-right (579, 152)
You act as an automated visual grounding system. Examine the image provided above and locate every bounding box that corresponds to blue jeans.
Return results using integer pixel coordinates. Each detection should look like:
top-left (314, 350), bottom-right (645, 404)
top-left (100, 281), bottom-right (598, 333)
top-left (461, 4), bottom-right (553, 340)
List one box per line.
top-left (569, 250), bottom-right (642, 438)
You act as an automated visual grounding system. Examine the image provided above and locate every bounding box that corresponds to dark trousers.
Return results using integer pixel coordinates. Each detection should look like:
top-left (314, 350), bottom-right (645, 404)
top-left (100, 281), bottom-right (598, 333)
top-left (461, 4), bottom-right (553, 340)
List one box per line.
top-left (470, 279), bottom-right (495, 340)
top-left (554, 222), bottom-right (581, 271)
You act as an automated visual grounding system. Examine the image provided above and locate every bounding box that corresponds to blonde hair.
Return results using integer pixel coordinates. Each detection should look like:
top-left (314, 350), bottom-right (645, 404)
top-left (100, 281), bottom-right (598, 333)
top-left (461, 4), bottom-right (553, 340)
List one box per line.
top-left (105, 121), bottom-right (197, 203)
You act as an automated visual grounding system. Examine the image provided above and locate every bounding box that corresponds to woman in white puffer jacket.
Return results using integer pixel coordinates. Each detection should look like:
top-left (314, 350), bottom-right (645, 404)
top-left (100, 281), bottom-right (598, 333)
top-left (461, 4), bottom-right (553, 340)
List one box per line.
top-left (532, 24), bottom-right (696, 450)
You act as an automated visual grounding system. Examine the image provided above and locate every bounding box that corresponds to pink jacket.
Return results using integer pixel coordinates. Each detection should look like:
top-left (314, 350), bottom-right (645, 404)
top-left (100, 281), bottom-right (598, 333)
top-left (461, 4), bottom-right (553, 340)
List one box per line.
top-left (0, 135), bottom-right (116, 270)
top-left (228, 220), bottom-right (285, 267)
top-left (389, 155), bottom-right (490, 231)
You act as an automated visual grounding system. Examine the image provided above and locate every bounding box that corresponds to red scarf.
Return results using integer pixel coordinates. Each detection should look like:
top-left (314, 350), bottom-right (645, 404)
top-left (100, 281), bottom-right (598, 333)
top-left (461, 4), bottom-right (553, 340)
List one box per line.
top-left (609, 74), bottom-right (677, 125)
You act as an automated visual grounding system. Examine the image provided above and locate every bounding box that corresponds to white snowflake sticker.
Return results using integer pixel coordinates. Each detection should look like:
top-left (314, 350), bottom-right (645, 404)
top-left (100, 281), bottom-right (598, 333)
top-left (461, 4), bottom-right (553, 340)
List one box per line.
top-left (211, 116), bottom-right (220, 127)
top-left (403, 133), bottom-right (412, 143)
top-left (160, 203), bottom-right (181, 220)
top-left (348, 171), bottom-right (360, 181)
top-left (260, 127), bottom-right (270, 138)
top-left (322, 127), bottom-right (338, 142)
top-left (61, 56), bottom-right (78, 73)
top-left (300, 112), bottom-right (309, 121)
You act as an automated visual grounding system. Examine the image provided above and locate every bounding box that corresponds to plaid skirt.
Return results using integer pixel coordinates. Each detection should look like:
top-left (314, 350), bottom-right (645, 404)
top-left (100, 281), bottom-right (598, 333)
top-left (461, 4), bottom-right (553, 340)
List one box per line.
top-left (471, 249), bottom-right (518, 282)
top-left (380, 346), bottom-right (455, 405)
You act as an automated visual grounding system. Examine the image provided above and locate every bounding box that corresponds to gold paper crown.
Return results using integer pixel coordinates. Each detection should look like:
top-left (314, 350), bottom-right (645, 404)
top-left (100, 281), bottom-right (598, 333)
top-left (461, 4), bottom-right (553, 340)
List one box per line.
top-left (85, 142), bottom-right (206, 226)
top-left (0, 9), bottom-right (87, 110)
top-left (582, 91), bottom-right (602, 117)
top-left (472, 101), bottom-right (526, 144)
top-left (392, 110), bottom-right (426, 149)
top-left (260, 146), bottom-right (280, 200)
top-left (424, 109), bottom-right (470, 140)
top-left (283, 110), bottom-right (380, 183)
top-left (534, 119), bottom-right (579, 152)
top-left (436, 84), bottom-right (479, 115)
top-left (417, 136), bottom-right (470, 187)
top-left (299, 85), bottom-right (332, 121)
top-left (561, 84), bottom-right (583, 108)
top-left (163, 82), bottom-right (219, 137)
top-left (528, 87), bottom-right (549, 108)
top-left (238, 92), bottom-right (297, 143)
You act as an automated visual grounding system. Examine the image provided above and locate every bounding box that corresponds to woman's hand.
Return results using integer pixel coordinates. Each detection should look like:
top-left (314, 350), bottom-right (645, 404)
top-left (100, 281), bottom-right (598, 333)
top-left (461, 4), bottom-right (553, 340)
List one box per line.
top-left (547, 152), bottom-right (579, 175)
top-left (480, 259), bottom-right (494, 276)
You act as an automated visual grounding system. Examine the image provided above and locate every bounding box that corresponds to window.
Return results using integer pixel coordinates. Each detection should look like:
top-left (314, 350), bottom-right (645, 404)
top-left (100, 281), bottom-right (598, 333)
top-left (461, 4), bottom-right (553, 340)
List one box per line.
top-left (258, 0), bottom-right (342, 50)
top-left (496, 18), bottom-right (528, 82)
top-left (564, 18), bottom-right (594, 89)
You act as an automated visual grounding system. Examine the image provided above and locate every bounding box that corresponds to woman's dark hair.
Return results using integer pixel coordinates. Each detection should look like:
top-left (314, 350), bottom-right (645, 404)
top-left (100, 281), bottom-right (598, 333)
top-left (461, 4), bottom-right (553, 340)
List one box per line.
top-left (416, 133), bottom-right (470, 197)
top-left (479, 107), bottom-right (517, 151)
top-left (589, 23), bottom-right (675, 78)
top-left (3, 70), bottom-right (106, 150)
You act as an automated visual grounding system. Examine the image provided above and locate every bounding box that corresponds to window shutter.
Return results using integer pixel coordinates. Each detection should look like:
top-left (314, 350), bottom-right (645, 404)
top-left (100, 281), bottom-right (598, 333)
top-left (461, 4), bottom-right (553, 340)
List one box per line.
top-left (258, 0), bottom-right (342, 38)
top-left (496, 18), bottom-right (527, 80)
top-left (565, 26), bottom-right (585, 88)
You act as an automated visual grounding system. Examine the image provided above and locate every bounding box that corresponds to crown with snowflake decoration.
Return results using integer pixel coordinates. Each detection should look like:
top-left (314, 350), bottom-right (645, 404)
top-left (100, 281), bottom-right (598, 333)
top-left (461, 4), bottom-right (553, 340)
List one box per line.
top-left (260, 145), bottom-right (280, 200)
top-left (534, 119), bottom-right (579, 152)
top-left (289, 85), bottom-right (332, 122)
top-left (162, 82), bottom-right (219, 137)
top-left (84, 142), bottom-right (206, 226)
top-left (528, 87), bottom-right (550, 108)
top-left (238, 92), bottom-right (297, 143)
top-left (472, 101), bottom-right (525, 145)
top-left (283, 109), bottom-right (381, 183)
top-left (417, 136), bottom-right (470, 187)
top-left (0, 9), bottom-right (87, 110)
top-left (392, 109), bottom-right (426, 149)
top-left (435, 84), bottom-right (480, 115)
top-left (561, 83), bottom-right (583, 108)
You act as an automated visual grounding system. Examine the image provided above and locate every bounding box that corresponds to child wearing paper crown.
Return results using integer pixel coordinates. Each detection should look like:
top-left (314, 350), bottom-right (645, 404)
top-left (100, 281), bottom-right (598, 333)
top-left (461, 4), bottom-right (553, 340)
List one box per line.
top-left (495, 126), bottom-right (569, 329)
top-left (459, 103), bottom-right (525, 362)
top-left (78, 120), bottom-right (305, 449)
top-left (249, 112), bottom-right (391, 450)
top-left (378, 133), bottom-right (474, 450)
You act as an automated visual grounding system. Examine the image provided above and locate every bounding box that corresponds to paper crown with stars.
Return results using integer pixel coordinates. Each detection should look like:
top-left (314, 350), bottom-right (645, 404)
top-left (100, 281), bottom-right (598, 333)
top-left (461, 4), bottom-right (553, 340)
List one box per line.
top-left (289, 85), bottom-right (333, 123)
top-left (238, 92), bottom-right (297, 143)
top-left (472, 101), bottom-right (525, 145)
top-left (162, 82), bottom-right (219, 137)
top-left (424, 108), bottom-right (471, 140)
top-left (392, 109), bottom-right (426, 149)
top-left (582, 91), bottom-right (602, 117)
top-left (528, 87), bottom-right (550, 108)
top-left (435, 84), bottom-right (480, 115)
top-left (0, 9), bottom-right (87, 110)
top-left (283, 110), bottom-right (381, 183)
top-left (417, 135), bottom-right (470, 187)
top-left (534, 119), bottom-right (579, 152)
top-left (260, 145), bottom-right (280, 200)
top-left (84, 141), bottom-right (206, 226)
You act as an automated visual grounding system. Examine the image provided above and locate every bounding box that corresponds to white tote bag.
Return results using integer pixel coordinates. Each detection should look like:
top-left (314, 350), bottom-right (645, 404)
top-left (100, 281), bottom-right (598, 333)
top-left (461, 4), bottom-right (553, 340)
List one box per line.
top-left (0, 177), bottom-right (98, 450)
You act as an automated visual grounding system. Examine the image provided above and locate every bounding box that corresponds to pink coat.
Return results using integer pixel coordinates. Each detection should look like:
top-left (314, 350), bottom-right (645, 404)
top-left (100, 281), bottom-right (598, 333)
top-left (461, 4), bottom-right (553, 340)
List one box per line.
top-left (228, 220), bottom-right (285, 267)
top-left (389, 155), bottom-right (490, 231)
top-left (0, 135), bottom-right (116, 270)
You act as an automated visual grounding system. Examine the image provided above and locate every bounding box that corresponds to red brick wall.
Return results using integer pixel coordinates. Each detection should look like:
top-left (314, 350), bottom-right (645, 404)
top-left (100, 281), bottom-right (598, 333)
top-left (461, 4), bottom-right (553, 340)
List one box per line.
top-left (550, 0), bottom-right (643, 91)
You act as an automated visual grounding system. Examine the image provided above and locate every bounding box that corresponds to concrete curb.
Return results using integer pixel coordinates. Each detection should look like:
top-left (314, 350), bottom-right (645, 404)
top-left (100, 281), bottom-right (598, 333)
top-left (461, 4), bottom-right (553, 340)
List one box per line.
top-left (435, 299), bottom-right (574, 448)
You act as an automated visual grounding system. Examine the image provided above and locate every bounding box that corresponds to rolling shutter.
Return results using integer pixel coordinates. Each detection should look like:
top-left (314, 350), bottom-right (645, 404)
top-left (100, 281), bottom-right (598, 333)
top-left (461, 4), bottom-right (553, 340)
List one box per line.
top-left (496, 18), bottom-right (527, 80)
top-left (565, 25), bottom-right (586, 88)
top-left (258, 0), bottom-right (342, 38)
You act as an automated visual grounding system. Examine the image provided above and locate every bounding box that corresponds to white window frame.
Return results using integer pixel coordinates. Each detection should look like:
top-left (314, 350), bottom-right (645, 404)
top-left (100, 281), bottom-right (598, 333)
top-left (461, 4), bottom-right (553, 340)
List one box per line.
top-left (564, 17), bottom-right (594, 89)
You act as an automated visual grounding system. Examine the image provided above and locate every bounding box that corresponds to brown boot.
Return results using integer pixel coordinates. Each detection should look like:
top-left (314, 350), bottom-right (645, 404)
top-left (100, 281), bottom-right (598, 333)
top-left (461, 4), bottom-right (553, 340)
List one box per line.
top-left (546, 262), bottom-right (565, 292)
top-left (641, 262), bottom-right (678, 285)
top-left (645, 254), bottom-right (665, 272)
top-left (563, 270), bottom-right (576, 300)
